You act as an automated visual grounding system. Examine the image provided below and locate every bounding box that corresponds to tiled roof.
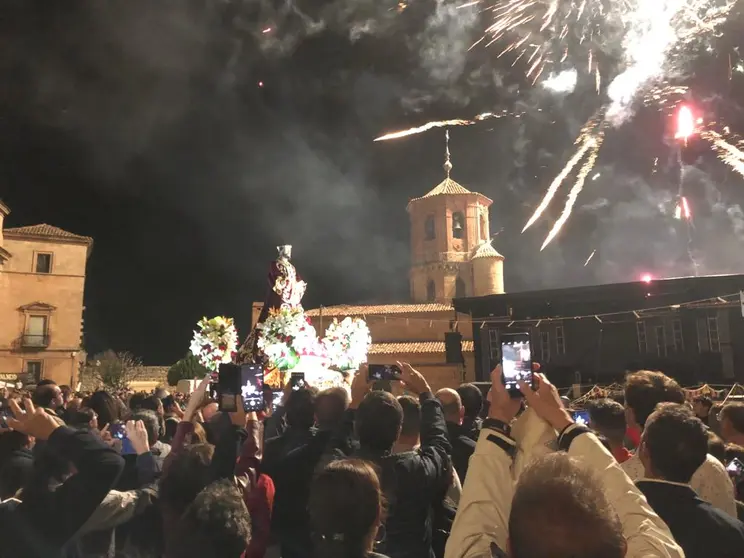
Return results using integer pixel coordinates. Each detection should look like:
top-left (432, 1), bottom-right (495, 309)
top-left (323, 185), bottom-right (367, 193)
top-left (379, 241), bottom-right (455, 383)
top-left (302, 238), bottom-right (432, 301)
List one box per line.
top-left (471, 241), bottom-right (504, 260)
top-left (306, 303), bottom-right (454, 317)
top-left (369, 340), bottom-right (474, 355)
top-left (408, 177), bottom-right (493, 206)
top-left (4, 224), bottom-right (92, 244)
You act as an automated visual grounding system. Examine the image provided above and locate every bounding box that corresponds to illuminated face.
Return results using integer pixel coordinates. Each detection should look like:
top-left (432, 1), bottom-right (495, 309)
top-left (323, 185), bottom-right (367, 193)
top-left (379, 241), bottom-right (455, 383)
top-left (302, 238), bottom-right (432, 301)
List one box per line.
top-left (278, 245), bottom-right (292, 259)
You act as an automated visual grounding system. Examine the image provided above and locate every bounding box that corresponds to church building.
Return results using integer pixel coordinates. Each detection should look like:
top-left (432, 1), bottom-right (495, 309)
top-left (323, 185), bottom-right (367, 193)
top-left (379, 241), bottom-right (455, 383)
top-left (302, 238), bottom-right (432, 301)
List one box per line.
top-left (305, 133), bottom-right (505, 391)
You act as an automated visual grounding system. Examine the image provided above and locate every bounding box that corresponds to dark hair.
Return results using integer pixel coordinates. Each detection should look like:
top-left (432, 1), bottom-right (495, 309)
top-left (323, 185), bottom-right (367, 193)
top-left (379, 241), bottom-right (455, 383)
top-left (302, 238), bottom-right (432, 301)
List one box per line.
top-left (66, 408), bottom-right (97, 429)
top-left (707, 431), bottom-right (726, 464)
top-left (88, 391), bottom-right (120, 429)
top-left (315, 387), bottom-right (349, 431)
top-left (31, 384), bottom-right (59, 409)
top-left (285, 387), bottom-right (318, 430)
top-left (693, 395), bottom-right (713, 409)
top-left (624, 370), bottom-right (685, 429)
top-left (36, 379), bottom-right (56, 387)
top-left (720, 402), bottom-right (744, 435)
top-left (456, 383), bottom-right (483, 420)
top-left (355, 391), bottom-right (403, 453)
top-left (397, 395), bottom-right (421, 438)
top-left (131, 409), bottom-right (160, 446)
top-left (587, 399), bottom-right (627, 445)
top-left (643, 404), bottom-right (708, 484)
top-left (167, 480), bottom-right (251, 558)
top-left (509, 453), bottom-right (625, 558)
top-left (725, 443), bottom-right (744, 464)
top-left (160, 443), bottom-right (215, 515)
top-left (129, 392), bottom-right (147, 411)
top-left (140, 395), bottom-right (163, 414)
top-left (309, 459), bottom-right (384, 558)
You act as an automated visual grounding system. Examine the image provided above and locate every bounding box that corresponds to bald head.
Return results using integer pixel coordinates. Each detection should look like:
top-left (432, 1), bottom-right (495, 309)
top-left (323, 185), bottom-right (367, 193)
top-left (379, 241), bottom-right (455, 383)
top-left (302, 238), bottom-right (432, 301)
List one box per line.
top-left (436, 388), bottom-right (463, 424)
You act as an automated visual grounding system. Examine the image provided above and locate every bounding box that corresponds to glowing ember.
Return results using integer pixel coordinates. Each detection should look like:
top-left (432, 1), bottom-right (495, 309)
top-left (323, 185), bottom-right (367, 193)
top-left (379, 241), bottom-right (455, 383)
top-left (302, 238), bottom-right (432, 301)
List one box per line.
top-left (641, 273), bottom-right (653, 283)
top-left (675, 105), bottom-right (695, 141)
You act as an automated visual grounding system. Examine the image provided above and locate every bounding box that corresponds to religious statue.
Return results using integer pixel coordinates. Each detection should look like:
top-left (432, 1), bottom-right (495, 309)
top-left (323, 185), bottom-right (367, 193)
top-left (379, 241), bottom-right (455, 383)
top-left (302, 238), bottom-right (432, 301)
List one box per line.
top-left (237, 245), bottom-right (307, 366)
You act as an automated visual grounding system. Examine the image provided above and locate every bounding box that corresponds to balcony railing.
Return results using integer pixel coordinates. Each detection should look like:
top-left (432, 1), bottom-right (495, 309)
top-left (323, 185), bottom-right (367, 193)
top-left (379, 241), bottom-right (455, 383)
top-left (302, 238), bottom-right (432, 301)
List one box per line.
top-left (21, 334), bottom-right (50, 348)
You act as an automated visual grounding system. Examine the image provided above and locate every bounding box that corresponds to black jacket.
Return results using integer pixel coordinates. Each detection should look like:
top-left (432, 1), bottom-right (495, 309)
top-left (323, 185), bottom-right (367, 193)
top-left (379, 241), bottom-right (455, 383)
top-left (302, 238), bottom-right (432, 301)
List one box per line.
top-left (0, 426), bottom-right (124, 558)
top-left (0, 448), bottom-right (33, 500)
top-left (445, 422), bottom-right (476, 483)
top-left (637, 479), bottom-right (744, 558)
top-left (339, 392), bottom-right (452, 558)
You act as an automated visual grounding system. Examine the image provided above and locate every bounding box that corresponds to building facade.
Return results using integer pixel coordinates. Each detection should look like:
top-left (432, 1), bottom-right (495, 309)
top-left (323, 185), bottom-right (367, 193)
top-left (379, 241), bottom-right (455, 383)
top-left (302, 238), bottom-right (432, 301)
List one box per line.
top-left (302, 134), bottom-right (505, 391)
top-left (453, 274), bottom-right (744, 387)
top-left (0, 201), bottom-right (92, 386)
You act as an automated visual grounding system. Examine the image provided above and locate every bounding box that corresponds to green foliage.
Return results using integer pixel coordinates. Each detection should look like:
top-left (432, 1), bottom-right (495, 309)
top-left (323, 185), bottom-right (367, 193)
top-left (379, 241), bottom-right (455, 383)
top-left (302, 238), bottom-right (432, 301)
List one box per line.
top-left (167, 353), bottom-right (209, 387)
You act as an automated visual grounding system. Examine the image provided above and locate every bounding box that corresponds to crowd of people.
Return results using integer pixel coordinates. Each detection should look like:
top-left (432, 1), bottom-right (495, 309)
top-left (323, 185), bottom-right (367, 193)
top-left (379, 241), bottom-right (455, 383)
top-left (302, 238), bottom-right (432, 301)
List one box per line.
top-left (1, 364), bottom-right (744, 558)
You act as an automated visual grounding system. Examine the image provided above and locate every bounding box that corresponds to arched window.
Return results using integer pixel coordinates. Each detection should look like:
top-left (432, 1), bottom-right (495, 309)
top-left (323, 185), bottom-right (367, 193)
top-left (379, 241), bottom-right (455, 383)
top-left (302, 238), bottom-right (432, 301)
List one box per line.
top-left (480, 214), bottom-right (488, 240)
top-left (424, 215), bottom-right (435, 241)
top-left (452, 212), bottom-right (465, 239)
top-left (455, 277), bottom-right (466, 298)
top-left (426, 280), bottom-right (436, 302)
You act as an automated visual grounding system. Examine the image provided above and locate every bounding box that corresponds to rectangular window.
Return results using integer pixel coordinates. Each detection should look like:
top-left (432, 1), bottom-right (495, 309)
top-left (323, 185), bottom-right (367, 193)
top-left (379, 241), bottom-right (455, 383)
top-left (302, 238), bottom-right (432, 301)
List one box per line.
top-left (708, 316), bottom-right (720, 353)
top-left (35, 253), bottom-right (53, 274)
top-left (672, 319), bottom-right (684, 352)
top-left (655, 325), bottom-right (667, 357)
top-left (24, 361), bottom-right (43, 382)
top-left (555, 325), bottom-right (566, 355)
top-left (488, 329), bottom-right (500, 362)
top-left (636, 321), bottom-right (647, 353)
top-left (540, 330), bottom-right (551, 362)
top-left (24, 315), bottom-right (48, 347)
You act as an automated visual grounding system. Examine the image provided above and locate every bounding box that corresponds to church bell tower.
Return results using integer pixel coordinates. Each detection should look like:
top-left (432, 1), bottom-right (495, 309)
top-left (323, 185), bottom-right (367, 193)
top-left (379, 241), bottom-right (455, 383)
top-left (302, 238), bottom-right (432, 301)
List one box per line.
top-left (407, 131), bottom-right (505, 302)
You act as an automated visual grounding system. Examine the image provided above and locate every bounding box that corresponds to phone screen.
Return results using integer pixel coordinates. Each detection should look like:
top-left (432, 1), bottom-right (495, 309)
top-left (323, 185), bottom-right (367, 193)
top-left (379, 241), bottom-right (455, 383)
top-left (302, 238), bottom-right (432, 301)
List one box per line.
top-left (109, 423), bottom-right (126, 440)
top-left (240, 364), bottom-right (264, 412)
top-left (208, 370), bottom-right (219, 400)
top-left (218, 364), bottom-right (241, 412)
top-left (271, 390), bottom-right (283, 411)
top-left (500, 332), bottom-right (533, 395)
top-left (571, 410), bottom-right (590, 426)
top-left (368, 364), bottom-right (401, 382)
top-left (727, 458), bottom-right (744, 477)
top-left (290, 372), bottom-right (306, 391)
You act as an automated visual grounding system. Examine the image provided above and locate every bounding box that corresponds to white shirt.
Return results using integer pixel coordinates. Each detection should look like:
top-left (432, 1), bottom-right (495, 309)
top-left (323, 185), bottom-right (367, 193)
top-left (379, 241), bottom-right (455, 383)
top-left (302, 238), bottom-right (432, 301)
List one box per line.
top-left (622, 452), bottom-right (737, 517)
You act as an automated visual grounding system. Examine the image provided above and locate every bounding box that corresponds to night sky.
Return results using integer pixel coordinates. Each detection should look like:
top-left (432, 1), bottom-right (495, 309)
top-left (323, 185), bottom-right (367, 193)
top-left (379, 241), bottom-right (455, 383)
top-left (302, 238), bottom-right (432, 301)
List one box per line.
top-left (3, 0), bottom-right (744, 364)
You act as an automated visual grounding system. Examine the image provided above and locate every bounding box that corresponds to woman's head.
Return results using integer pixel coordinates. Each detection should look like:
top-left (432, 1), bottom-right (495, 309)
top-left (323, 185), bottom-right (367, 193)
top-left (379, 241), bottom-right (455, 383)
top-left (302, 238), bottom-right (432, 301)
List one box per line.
top-left (87, 391), bottom-right (120, 429)
top-left (309, 459), bottom-right (384, 558)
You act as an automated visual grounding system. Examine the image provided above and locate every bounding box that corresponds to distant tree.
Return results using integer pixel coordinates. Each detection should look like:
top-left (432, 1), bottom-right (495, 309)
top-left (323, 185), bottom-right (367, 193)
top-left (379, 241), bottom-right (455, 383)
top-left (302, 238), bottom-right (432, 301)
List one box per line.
top-left (81, 350), bottom-right (144, 391)
top-left (167, 353), bottom-right (209, 387)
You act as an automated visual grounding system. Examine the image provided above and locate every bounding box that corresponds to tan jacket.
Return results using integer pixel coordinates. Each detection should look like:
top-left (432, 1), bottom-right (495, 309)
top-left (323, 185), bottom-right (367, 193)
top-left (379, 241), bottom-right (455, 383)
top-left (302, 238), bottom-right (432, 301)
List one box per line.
top-left (445, 409), bottom-right (685, 558)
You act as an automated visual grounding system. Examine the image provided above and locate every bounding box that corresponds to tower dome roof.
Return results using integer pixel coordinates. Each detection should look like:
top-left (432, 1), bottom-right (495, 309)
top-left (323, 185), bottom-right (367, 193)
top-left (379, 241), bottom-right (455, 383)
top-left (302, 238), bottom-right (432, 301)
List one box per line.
top-left (407, 130), bottom-right (492, 209)
top-left (470, 240), bottom-right (504, 260)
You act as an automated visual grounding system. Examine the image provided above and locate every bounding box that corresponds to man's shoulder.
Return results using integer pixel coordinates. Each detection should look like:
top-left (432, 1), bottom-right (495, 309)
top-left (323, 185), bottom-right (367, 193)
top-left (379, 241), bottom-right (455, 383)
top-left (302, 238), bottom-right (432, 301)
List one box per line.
top-left (620, 452), bottom-right (643, 478)
top-left (693, 498), bottom-right (744, 537)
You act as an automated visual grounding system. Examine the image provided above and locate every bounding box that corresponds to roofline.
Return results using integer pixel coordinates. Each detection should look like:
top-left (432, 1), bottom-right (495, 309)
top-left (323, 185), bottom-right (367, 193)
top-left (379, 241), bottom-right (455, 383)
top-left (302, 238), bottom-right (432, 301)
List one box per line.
top-left (453, 273), bottom-right (744, 314)
top-left (4, 230), bottom-right (93, 247)
top-left (406, 191), bottom-right (493, 212)
top-left (0, 200), bottom-right (9, 217)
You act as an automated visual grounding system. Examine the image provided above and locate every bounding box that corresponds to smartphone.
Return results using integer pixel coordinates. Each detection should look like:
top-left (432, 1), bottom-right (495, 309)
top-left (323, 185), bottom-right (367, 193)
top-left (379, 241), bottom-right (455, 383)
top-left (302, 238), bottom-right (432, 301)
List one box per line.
top-left (208, 370), bottom-right (219, 400)
top-left (240, 364), bottom-right (264, 412)
top-left (271, 390), bottom-right (283, 411)
top-left (290, 372), bottom-right (306, 391)
top-left (218, 363), bottom-right (241, 412)
top-left (727, 458), bottom-right (744, 477)
top-left (500, 331), bottom-right (534, 397)
top-left (368, 364), bottom-right (402, 382)
top-left (109, 422), bottom-right (127, 440)
top-left (571, 409), bottom-right (590, 427)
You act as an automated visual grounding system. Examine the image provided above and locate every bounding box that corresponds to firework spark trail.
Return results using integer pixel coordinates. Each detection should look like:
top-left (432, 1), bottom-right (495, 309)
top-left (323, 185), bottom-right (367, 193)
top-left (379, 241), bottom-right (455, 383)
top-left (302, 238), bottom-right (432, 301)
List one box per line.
top-left (584, 249), bottom-right (596, 266)
top-left (702, 130), bottom-right (744, 178)
top-left (373, 111), bottom-right (522, 141)
top-left (540, 129), bottom-right (605, 249)
top-left (522, 115), bottom-right (600, 232)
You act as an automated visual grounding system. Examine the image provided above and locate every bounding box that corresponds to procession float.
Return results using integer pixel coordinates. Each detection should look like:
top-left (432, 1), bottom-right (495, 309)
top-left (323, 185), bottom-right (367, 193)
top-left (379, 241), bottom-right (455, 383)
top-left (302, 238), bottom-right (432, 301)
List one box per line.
top-left (190, 245), bottom-right (370, 392)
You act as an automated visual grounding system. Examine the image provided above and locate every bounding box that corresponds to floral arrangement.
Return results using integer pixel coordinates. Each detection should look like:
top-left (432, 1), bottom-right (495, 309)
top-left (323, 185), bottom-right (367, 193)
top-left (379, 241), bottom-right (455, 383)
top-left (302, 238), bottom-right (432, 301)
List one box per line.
top-left (257, 307), bottom-right (325, 371)
top-left (323, 317), bottom-right (372, 372)
top-left (189, 316), bottom-right (239, 372)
